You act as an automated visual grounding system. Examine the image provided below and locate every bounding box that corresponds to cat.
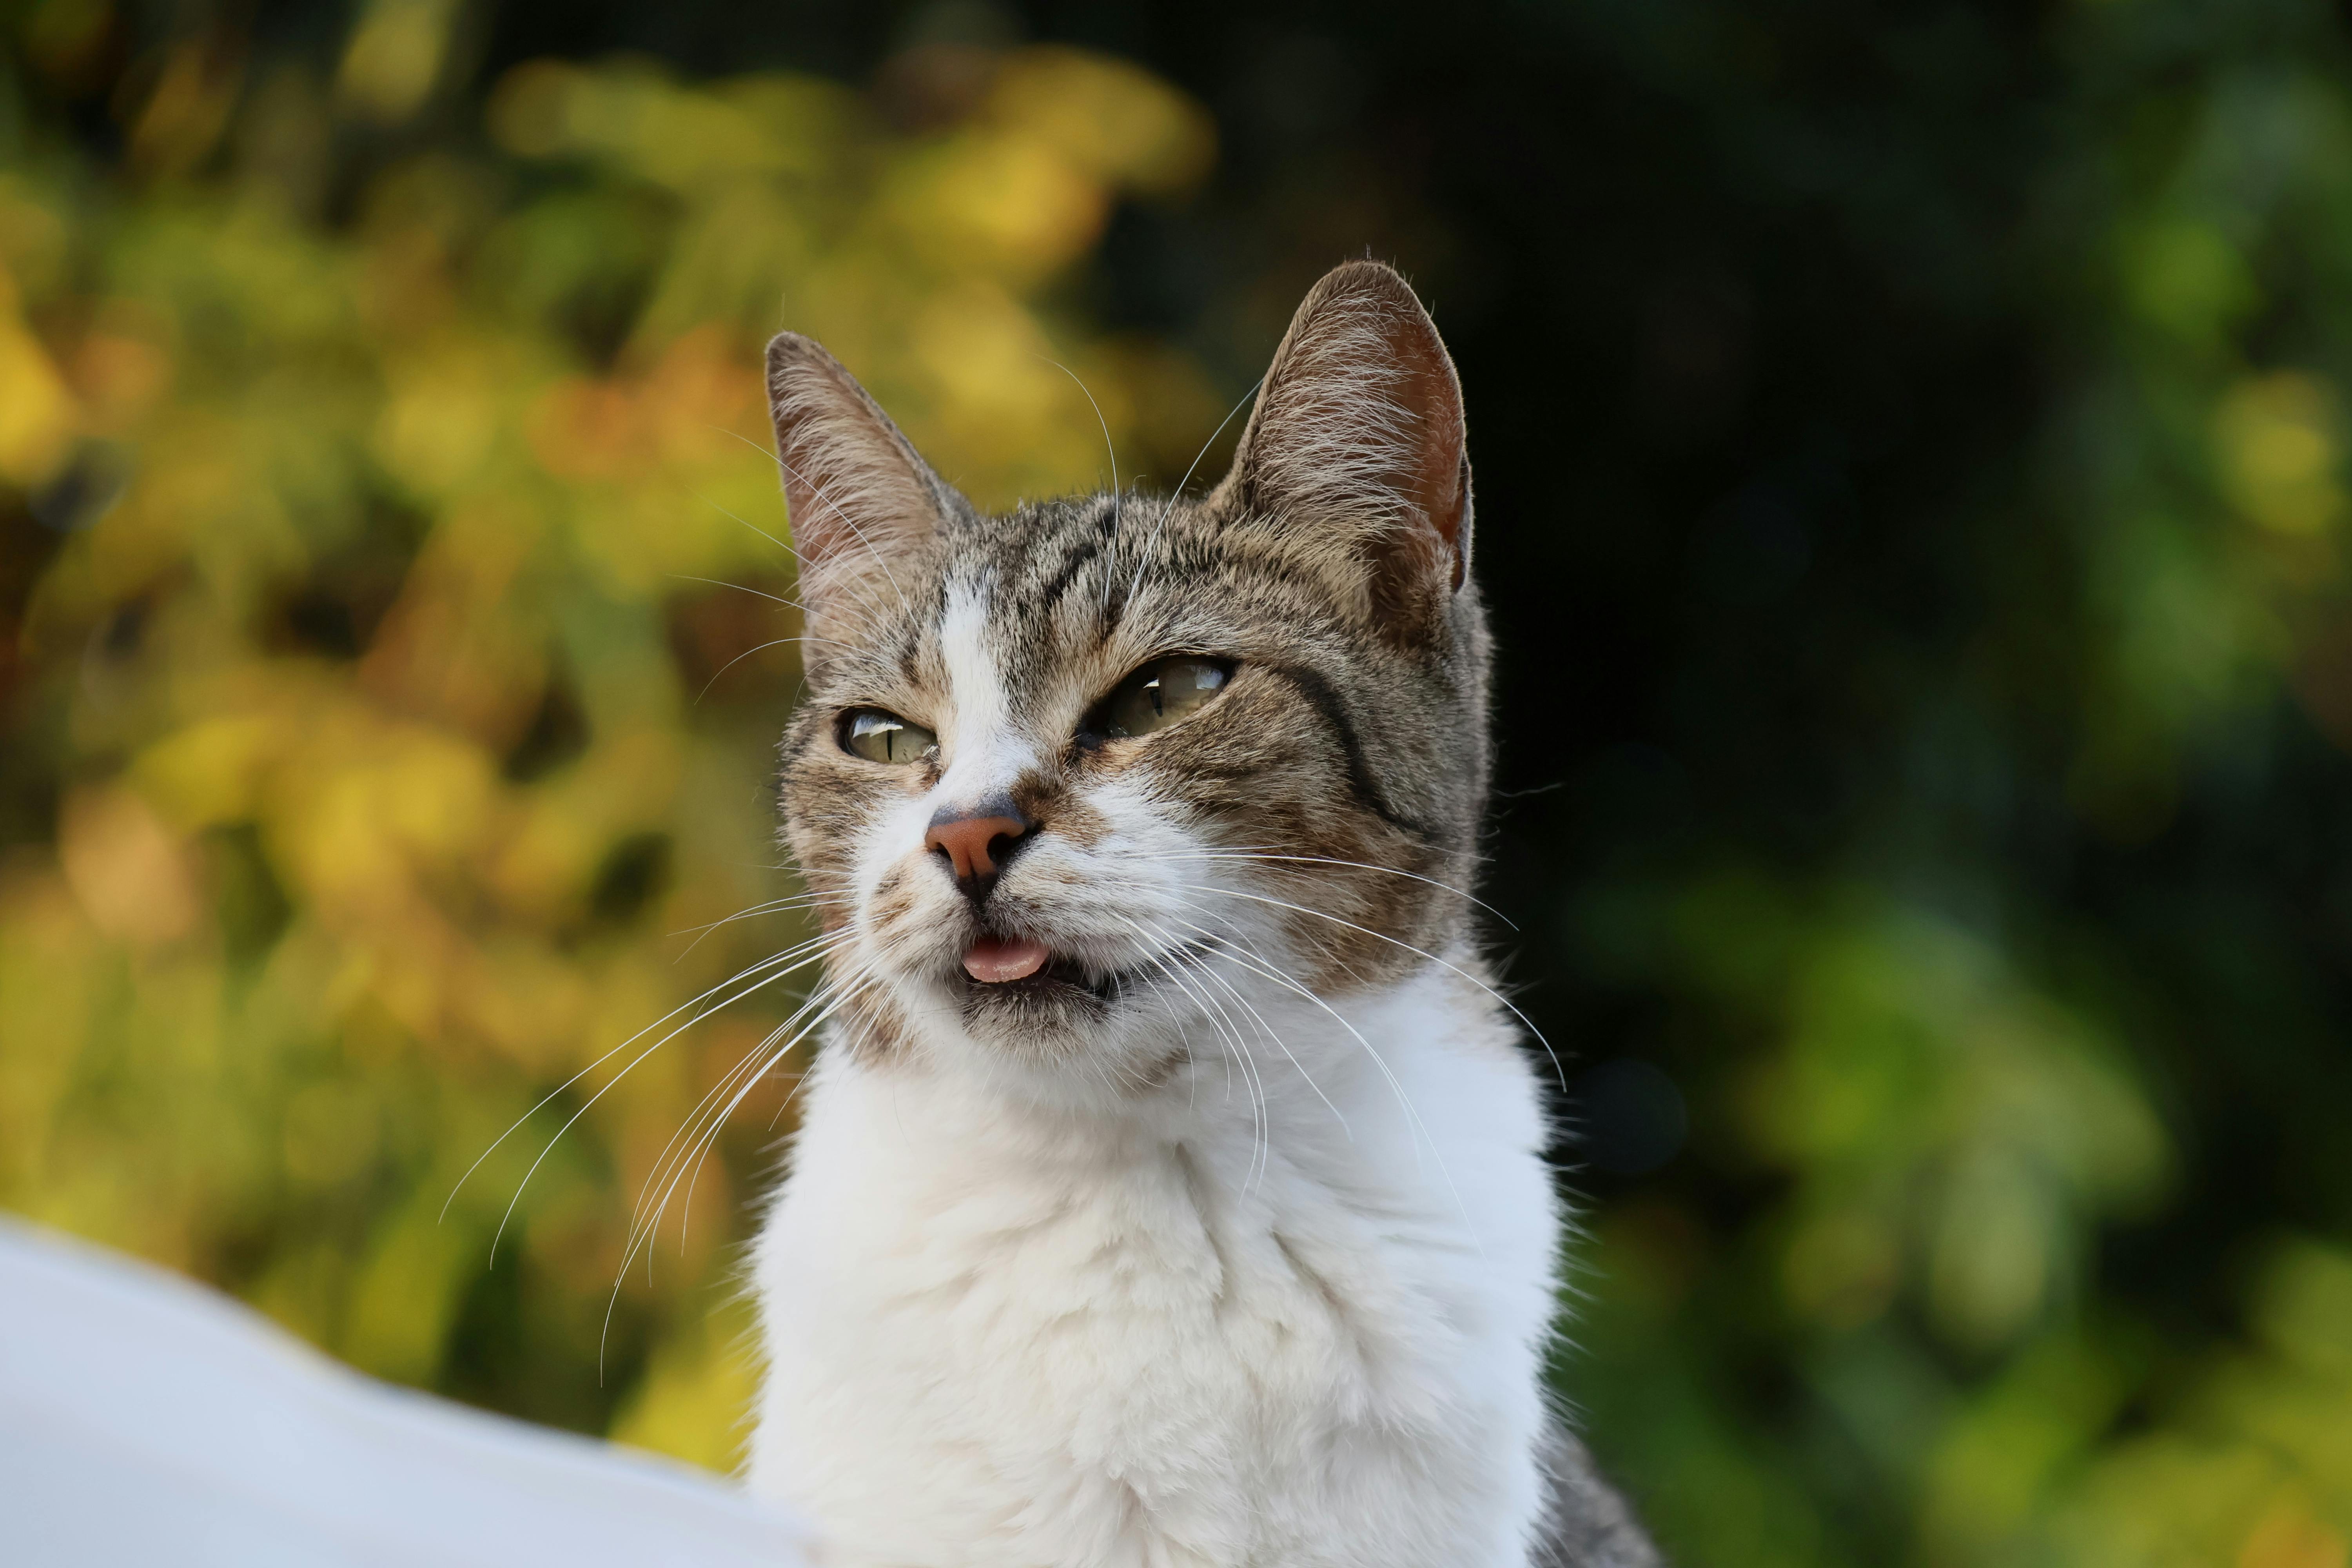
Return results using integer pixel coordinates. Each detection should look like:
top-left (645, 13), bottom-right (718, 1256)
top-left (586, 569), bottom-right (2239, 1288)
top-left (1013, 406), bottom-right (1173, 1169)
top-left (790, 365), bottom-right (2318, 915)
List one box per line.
top-left (740, 260), bottom-right (1661, 1568)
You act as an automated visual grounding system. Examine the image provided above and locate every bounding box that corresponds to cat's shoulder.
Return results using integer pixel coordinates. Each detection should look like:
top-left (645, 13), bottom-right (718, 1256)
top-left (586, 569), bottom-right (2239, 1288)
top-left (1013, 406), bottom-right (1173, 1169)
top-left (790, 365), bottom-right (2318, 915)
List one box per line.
top-left (1530, 1419), bottom-right (1664, 1568)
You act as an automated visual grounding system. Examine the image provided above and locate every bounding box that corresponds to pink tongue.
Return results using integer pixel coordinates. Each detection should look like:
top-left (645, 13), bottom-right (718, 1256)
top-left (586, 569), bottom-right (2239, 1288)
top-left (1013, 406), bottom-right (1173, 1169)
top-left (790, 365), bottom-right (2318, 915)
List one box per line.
top-left (964, 935), bottom-right (1051, 984)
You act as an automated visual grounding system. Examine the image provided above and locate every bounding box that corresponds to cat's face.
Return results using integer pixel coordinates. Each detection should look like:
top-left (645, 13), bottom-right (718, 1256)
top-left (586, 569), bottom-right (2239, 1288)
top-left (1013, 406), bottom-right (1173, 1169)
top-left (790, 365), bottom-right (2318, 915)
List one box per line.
top-left (770, 263), bottom-right (1490, 1097)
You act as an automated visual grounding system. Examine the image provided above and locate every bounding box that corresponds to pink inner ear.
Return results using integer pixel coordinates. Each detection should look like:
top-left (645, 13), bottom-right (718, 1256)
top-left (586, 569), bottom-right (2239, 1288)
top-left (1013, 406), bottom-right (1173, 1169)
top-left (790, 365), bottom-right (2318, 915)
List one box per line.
top-left (1392, 327), bottom-right (1470, 574)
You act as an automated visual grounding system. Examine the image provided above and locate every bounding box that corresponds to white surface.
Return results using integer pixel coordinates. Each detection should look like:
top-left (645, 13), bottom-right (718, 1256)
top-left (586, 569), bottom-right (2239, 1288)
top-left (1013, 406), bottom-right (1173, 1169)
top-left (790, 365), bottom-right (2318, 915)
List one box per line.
top-left (0, 1213), bottom-right (811, 1567)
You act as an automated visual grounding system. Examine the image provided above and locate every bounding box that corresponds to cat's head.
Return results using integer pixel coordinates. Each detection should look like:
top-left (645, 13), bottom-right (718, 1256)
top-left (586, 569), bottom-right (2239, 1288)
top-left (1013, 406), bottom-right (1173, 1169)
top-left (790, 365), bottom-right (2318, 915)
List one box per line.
top-left (768, 261), bottom-right (1493, 1098)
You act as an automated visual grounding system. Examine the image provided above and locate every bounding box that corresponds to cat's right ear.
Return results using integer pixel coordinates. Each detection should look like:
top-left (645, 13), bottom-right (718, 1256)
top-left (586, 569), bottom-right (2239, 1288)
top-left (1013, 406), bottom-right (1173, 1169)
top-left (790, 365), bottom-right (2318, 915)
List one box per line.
top-left (764, 333), bottom-right (949, 627)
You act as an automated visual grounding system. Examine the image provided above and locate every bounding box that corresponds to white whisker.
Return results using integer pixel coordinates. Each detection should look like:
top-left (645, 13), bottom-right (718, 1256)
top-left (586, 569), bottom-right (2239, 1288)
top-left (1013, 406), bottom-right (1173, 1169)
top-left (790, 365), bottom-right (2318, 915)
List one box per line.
top-left (483, 931), bottom-right (844, 1263)
top-left (1122, 913), bottom-right (1350, 1142)
top-left (1159, 879), bottom-right (1566, 1093)
top-left (1125, 929), bottom-right (1270, 1191)
top-left (1041, 355), bottom-right (1120, 532)
top-left (1142, 848), bottom-right (1515, 929)
top-left (1123, 896), bottom-right (1483, 1251)
top-left (445, 933), bottom-right (837, 1230)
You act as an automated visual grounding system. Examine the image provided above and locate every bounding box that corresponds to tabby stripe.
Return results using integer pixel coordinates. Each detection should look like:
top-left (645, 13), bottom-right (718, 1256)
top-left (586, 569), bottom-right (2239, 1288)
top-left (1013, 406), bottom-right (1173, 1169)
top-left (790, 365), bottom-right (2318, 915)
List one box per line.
top-left (1034, 530), bottom-right (1107, 611)
top-left (1256, 661), bottom-right (1440, 843)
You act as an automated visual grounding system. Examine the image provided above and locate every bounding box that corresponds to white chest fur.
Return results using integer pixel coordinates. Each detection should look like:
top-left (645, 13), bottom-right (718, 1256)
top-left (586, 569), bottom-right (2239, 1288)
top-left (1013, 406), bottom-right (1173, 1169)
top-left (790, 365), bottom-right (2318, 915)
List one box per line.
top-left (745, 967), bottom-right (1562, 1568)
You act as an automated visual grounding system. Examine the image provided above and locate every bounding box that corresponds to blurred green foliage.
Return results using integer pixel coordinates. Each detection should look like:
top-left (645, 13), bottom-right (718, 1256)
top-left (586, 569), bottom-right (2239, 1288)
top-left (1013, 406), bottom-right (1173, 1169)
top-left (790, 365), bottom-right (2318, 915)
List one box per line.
top-left (1531, 2), bottom-right (2352, 1563)
top-left (3, 2), bottom-right (2350, 1566)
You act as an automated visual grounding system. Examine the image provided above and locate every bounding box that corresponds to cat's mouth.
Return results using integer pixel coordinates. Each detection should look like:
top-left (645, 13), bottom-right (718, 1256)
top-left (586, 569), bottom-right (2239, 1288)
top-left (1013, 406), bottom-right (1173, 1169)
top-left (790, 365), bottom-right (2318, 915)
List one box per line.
top-left (962, 934), bottom-right (1052, 984)
top-left (950, 931), bottom-right (1207, 1009)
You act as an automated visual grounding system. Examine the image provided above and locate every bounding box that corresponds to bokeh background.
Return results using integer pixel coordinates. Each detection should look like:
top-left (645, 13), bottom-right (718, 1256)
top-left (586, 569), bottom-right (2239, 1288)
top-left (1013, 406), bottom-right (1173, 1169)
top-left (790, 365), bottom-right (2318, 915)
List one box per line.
top-left (5, 0), bottom-right (2351, 1563)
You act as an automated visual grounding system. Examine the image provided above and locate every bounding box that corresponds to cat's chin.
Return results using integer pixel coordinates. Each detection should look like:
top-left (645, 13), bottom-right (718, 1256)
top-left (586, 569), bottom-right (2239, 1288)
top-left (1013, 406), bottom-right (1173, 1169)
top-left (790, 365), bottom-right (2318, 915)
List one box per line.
top-left (956, 953), bottom-right (1113, 1019)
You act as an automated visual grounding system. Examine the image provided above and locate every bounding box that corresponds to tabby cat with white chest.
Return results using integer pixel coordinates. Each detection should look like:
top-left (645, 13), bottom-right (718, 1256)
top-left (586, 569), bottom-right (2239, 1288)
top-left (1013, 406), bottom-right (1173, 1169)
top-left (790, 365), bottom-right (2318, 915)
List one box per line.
top-left (742, 261), bottom-right (1661, 1568)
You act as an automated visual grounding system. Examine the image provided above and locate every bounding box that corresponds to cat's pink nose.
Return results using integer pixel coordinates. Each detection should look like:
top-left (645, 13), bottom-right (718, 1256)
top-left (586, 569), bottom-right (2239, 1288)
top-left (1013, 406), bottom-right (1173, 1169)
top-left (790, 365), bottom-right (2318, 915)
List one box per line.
top-left (925, 800), bottom-right (1032, 893)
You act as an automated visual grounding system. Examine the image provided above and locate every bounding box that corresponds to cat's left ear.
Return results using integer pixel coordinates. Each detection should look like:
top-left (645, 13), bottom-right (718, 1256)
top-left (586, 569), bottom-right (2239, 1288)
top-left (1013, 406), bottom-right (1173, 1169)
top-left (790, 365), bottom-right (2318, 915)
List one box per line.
top-left (764, 332), bottom-right (957, 633)
top-left (1212, 260), bottom-right (1472, 629)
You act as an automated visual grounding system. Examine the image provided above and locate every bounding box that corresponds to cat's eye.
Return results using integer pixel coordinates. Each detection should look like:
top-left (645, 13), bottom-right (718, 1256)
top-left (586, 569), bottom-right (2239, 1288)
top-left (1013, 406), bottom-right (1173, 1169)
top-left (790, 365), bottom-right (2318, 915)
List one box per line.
top-left (1102, 657), bottom-right (1232, 739)
top-left (839, 708), bottom-right (938, 765)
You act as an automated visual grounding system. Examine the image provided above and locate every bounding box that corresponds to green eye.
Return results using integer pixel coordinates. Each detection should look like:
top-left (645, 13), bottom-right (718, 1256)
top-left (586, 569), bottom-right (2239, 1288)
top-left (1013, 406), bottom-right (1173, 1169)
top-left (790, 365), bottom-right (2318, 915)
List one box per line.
top-left (1103, 658), bottom-right (1232, 739)
top-left (840, 708), bottom-right (937, 764)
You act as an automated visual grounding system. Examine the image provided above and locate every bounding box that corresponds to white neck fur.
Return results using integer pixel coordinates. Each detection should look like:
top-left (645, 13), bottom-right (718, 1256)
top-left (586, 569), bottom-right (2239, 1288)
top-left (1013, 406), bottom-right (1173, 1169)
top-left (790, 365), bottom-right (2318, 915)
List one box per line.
top-left (746, 958), bottom-right (1562, 1568)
